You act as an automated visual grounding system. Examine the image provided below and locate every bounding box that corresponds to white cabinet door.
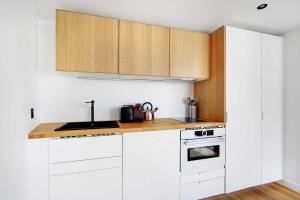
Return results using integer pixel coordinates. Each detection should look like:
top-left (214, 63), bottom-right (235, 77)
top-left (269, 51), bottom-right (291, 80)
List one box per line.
top-left (261, 34), bottom-right (283, 184)
top-left (49, 135), bottom-right (122, 163)
top-left (226, 26), bottom-right (262, 193)
top-left (123, 130), bottom-right (180, 200)
top-left (29, 139), bottom-right (49, 200)
top-left (49, 167), bottom-right (122, 200)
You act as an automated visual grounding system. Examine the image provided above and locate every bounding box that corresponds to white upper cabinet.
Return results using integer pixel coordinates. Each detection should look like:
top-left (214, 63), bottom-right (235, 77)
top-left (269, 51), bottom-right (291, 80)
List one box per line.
top-left (225, 26), bottom-right (262, 193)
top-left (123, 130), bottom-right (180, 200)
top-left (261, 34), bottom-right (283, 184)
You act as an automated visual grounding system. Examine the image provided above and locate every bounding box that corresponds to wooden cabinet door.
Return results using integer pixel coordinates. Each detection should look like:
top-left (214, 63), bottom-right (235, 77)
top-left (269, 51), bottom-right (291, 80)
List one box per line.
top-left (170, 29), bottom-right (210, 79)
top-left (225, 26), bottom-right (262, 193)
top-left (261, 34), bottom-right (283, 184)
top-left (56, 10), bottom-right (118, 73)
top-left (123, 130), bottom-right (180, 200)
top-left (119, 21), bottom-right (170, 76)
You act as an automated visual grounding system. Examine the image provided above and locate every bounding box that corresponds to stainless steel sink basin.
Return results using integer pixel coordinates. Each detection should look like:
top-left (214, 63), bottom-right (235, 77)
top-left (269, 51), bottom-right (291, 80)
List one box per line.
top-left (55, 121), bottom-right (119, 131)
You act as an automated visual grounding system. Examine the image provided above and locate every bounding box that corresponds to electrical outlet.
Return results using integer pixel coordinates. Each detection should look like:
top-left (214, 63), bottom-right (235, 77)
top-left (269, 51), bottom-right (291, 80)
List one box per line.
top-left (31, 108), bottom-right (34, 119)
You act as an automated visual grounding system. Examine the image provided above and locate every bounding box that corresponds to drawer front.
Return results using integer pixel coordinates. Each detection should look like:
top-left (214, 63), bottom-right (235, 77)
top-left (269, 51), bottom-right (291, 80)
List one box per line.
top-left (49, 167), bottom-right (122, 200)
top-left (180, 177), bottom-right (224, 200)
top-left (49, 135), bottom-right (122, 163)
top-left (50, 156), bottom-right (122, 176)
top-left (180, 168), bottom-right (225, 185)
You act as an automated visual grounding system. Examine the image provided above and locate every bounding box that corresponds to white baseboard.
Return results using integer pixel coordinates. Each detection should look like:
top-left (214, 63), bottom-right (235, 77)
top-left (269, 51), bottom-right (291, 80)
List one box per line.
top-left (279, 179), bottom-right (300, 193)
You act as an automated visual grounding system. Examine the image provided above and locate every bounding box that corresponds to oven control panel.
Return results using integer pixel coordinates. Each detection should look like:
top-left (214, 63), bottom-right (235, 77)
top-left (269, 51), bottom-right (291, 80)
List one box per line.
top-left (195, 130), bottom-right (214, 137)
top-left (181, 127), bottom-right (225, 140)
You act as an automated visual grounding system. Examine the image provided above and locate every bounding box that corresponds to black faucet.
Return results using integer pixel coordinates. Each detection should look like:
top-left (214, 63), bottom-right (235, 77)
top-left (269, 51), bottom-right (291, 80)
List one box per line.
top-left (85, 100), bottom-right (95, 122)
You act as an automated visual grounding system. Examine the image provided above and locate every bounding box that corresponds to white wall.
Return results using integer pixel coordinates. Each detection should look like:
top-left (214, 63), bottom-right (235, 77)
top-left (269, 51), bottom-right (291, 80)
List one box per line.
top-left (283, 27), bottom-right (300, 191)
top-left (38, 20), bottom-right (193, 123)
top-left (0, 0), bottom-right (39, 200)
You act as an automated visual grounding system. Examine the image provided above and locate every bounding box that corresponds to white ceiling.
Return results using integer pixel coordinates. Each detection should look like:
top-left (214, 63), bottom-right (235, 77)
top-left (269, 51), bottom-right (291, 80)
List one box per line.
top-left (34, 0), bottom-right (300, 35)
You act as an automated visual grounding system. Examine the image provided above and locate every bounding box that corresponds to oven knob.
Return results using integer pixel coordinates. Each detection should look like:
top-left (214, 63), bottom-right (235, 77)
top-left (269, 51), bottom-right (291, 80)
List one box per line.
top-left (202, 131), bottom-right (207, 136)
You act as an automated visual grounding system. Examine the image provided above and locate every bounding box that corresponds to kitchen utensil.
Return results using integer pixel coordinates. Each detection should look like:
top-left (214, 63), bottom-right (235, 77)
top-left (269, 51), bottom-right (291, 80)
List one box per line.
top-left (135, 103), bottom-right (143, 111)
top-left (143, 102), bottom-right (154, 121)
top-left (142, 102), bottom-right (153, 111)
top-left (185, 97), bottom-right (198, 122)
top-left (145, 108), bottom-right (154, 120)
top-left (134, 110), bottom-right (144, 122)
top-left (133, 103), bottom-right (144, 122)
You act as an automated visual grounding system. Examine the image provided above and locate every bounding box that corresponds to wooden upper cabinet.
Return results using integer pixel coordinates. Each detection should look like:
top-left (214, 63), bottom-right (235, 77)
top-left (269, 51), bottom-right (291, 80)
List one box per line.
top-left (119, 21), bottom-right (170, 77)
top-left (56, 10), bottom-right (118, 73)
top-left (56, 10), bottom-right (211, 79)
top-left (170, 29), bottom-right (210, 79)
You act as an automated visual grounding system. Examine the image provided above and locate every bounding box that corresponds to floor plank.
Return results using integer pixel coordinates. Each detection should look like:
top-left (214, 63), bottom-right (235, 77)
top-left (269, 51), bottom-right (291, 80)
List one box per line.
top-left (204, 183), bottom-right (300, 200)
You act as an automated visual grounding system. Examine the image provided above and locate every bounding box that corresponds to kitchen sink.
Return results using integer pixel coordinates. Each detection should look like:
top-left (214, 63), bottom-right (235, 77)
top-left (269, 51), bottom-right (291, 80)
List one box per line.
top-left (55, 121), bottom-right (119, 131)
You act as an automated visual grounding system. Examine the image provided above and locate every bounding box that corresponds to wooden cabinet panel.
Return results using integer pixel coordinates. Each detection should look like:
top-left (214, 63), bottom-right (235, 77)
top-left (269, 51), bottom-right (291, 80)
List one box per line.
top-left (119, 21), bottom-right (170, 76)
top-left (170, 29), bottom-right (210, 79)
top-left (194, 27), bottom-right (225, 122)
top-left (56, 10), bottom-right (118, 73)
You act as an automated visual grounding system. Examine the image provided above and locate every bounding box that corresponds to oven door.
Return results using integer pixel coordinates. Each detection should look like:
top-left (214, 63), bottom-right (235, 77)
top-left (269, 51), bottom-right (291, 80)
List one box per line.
top-left (181, 136), bottom-right (225, 173)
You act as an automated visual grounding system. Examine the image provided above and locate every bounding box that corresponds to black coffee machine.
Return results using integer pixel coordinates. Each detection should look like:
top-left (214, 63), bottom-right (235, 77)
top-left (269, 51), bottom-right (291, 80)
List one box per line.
top-left (120, 105), bottom-right (134, 122)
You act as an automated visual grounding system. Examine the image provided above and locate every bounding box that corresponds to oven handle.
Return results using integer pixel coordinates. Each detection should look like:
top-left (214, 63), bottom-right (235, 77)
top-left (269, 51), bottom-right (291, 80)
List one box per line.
top-left (183, 136), bottom-right (225, 146)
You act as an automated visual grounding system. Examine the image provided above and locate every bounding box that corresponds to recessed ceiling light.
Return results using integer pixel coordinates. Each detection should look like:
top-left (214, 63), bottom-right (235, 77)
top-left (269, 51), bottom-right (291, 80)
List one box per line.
top-left (257, 4), bottom-right (268, 10)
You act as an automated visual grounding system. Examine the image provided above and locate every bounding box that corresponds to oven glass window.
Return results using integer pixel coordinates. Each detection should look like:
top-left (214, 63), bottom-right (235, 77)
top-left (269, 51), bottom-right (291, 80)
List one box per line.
top-left (188, 145), bottom-right (220, 161)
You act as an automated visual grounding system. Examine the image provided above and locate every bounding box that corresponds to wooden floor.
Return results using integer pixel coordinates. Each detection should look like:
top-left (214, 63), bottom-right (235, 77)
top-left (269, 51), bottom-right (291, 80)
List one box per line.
top-left (204, 183), bottom-right (300, 200)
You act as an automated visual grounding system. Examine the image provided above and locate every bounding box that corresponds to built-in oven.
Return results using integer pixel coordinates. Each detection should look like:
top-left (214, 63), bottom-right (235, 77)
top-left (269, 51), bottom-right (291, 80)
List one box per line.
top-left (180, 128), bottom-right (225, 173)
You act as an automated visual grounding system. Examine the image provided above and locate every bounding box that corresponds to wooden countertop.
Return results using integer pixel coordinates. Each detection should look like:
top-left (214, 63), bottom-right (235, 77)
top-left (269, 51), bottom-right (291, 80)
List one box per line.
top-left (28, 118), bottom-right (225, 139)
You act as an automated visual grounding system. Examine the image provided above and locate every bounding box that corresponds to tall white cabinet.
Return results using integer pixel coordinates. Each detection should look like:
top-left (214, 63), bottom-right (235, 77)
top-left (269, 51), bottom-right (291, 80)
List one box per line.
top-left (261, 34), bottom-right (283, 184)
top-left (226, 27), bottom-right (262, 193)
top-left (225, 26), bottom-right (283, 193)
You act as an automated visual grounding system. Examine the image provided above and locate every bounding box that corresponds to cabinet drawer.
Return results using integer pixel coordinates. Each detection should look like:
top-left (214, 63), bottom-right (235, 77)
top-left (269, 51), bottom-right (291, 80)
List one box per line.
top-left (49, 167), bottom-right (122, 200)
top-left (180, 177), bottom-right (224, 200)
top-left (49, 135), bottom-right (122, 163)
top-left (50, 156), bottom-right (122, 176)
top-left (180, 168), bottom-right (224, 185)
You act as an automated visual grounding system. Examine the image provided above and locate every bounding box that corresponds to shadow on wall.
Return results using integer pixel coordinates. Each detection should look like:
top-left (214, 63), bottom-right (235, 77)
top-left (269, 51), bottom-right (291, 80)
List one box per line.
top-left (282, 27), bottom-right (300, 192)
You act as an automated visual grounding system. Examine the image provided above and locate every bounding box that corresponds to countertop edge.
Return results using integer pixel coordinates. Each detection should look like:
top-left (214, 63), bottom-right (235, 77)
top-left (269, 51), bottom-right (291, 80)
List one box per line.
top-left (28, 119), bottom-right (225, 139)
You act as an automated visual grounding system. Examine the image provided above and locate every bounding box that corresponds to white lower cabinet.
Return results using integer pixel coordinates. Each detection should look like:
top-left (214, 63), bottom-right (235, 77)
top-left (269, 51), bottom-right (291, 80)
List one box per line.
top-left (30, 131), bottom-right (227, 200)
top-left (49, 135), bottom-right (122, 163)
top-left (49, 167), bottom-right (122, 200)
top-left (123, 130), bottom-right (180, 200)
top-left (180, 178), bottom-right (224, 200)
top-left (180, 169), bottom-right (225, 200)
top-left (48, 134), bottom-right (123, 200)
